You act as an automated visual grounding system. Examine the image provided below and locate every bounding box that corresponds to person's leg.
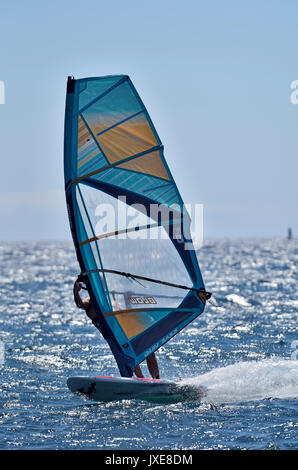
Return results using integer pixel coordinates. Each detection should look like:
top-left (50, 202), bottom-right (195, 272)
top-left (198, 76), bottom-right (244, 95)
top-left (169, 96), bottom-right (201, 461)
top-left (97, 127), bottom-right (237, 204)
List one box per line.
top-left (146, 353), bottom-right (160, 379)
top-left (134, 364), bottom-right (144, 378)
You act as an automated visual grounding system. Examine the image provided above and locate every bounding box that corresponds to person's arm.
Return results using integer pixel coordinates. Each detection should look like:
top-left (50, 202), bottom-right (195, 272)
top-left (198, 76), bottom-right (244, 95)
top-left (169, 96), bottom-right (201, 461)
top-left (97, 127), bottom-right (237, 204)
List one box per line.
top-left (73, 281), bottom-right (90, 310)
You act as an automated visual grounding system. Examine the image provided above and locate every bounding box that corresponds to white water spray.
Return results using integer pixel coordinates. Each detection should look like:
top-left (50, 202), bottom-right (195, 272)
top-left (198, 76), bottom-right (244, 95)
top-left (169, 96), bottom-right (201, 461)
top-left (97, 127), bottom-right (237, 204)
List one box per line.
top-left (181, 359), bottom-right (298, 404)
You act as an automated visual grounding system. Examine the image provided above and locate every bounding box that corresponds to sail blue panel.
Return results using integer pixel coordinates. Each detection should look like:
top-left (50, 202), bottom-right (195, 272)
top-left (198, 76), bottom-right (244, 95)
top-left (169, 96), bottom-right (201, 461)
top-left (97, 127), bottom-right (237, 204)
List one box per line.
top-left (81, 79), bottom-right (143, 136)
top-left (78, 75), bottom-right (126, 111)
top-left (64, 75), bottom-right (207, 377)
top-left (90, 166), bottom-right (181, 207)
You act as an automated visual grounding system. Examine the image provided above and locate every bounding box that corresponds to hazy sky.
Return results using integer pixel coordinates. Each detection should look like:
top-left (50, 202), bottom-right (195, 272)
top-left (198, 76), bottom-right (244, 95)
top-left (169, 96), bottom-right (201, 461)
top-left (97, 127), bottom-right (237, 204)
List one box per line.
top-left (0, 0), bottom-right (297, 240)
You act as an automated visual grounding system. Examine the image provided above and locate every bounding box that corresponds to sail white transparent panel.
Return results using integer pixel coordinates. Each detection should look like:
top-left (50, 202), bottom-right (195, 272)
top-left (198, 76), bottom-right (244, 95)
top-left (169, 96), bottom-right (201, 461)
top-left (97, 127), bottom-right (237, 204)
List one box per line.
top-left (78, 183), bottom-right (191, 311)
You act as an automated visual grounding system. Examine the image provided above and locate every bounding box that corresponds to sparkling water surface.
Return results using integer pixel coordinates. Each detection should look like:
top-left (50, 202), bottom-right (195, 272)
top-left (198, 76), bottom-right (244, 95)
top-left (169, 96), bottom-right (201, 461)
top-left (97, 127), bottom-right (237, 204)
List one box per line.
top-left (0, 238), bottom-right (297, 450)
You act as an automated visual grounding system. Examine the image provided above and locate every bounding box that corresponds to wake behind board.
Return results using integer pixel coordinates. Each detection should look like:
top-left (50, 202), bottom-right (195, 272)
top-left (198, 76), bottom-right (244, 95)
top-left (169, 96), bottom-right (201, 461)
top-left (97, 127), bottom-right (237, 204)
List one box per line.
top-left (67, 376), bottom-right (206, 404)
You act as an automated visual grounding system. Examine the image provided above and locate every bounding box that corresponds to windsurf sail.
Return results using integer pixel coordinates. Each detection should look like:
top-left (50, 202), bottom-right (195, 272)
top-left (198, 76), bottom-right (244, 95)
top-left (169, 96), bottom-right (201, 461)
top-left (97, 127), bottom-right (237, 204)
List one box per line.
top-left (64, 75), bottom-right (210, 377)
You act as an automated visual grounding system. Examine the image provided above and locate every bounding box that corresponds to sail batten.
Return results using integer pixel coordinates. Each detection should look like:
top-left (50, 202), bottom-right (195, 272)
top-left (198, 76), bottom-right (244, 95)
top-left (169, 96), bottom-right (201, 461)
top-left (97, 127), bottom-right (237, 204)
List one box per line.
top-left (64, 75), bottom-right (208, 377)
top-left (95, 109), bottom-right (144, 138)
top-left (79, 217), bottom-right (183, 245)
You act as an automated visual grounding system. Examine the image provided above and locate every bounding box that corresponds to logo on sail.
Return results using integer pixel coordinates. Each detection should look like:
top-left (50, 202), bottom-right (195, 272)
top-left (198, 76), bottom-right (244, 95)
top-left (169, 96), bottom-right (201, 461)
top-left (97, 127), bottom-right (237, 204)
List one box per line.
top-left (128, 296), bottom-right (157, 305)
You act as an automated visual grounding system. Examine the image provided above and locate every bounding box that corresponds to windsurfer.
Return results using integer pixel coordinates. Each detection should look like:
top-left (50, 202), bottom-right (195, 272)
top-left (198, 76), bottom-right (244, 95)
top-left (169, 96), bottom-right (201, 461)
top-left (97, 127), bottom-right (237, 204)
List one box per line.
top-left (73, 279), bottom-right (160, 379)
top-left (73, 279), bottom-right (97, 321)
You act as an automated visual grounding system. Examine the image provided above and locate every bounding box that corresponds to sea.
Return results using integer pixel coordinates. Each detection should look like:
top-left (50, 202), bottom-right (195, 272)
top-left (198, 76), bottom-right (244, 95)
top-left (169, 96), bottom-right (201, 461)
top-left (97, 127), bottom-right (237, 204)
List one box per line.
top-left (0, 238), bottom-right (297, 451)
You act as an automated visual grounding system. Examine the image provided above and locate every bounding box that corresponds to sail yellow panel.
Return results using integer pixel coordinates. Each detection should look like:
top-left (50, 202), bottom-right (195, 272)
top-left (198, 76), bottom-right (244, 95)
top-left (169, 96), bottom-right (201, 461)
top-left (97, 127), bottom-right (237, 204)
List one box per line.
top-left (104, 308), bottom-right (155, 340)
top-left (115, 311), bottom-right (148, 339)
top-left (77, 116), bottom-right (89, 147)
top-left (96, 113), bottom-right (158, 164)
top-left (118, 150), bottom-right (170, 181)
